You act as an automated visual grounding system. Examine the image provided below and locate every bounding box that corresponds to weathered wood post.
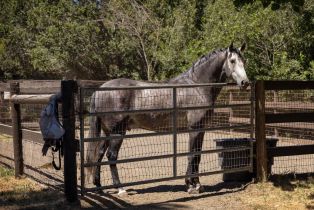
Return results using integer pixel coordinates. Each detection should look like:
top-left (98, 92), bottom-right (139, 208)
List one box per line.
top-left (10, 82), bottom-right (24, 178)
top-left (61, 80), bottom-right (78, 202)
top-left (255, 80), bottom-right (267, 182)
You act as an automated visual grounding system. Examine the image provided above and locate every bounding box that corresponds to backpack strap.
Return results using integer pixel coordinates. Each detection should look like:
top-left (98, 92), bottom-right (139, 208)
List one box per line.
top-left (52, 148), bottom-right (61, 170)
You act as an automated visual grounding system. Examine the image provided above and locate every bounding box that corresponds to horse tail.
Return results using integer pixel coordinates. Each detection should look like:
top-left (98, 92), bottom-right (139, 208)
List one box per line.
top-left (89, 92), bottom-right (101, 138)
top-left (85, 92), bottom-right (102, 182)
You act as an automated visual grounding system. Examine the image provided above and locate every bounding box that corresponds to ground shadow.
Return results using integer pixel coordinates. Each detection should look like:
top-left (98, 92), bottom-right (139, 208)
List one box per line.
top-left (269, 173), bottom-right (314, 192)
top-left (80, 191), bottom-right (189, 210)
top-left (82, 180), bottom-right (252, 209)
top-left (131, 180), bottom-right (250, 195)
top-left (0, 188), bottom-right (66, 210)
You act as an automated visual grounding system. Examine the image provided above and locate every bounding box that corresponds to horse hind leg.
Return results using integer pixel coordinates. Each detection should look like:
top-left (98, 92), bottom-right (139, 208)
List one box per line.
top-left (106, 134), bottom-right (126, 195)
top-left (86, 115), bottom-right (107, 189)
top-left (93, 139), bottom-right (109, 188)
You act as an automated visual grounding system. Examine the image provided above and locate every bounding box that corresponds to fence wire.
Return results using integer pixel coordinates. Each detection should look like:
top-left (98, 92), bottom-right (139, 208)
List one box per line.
top-left (265, 90), bottom-right (314, 175)
top-left (0, 94), bottom-right (13, 168)
top-left (0, 94), bottom-right (65, 189)
top-left (3, 81), bottom-right (313, 195)
top-left (80, 84), bottom-right (253, 190)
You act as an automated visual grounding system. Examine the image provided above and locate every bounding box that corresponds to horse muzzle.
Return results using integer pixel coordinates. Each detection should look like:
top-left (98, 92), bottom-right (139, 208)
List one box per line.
top-left (240, 79), bottom-right (250, 90)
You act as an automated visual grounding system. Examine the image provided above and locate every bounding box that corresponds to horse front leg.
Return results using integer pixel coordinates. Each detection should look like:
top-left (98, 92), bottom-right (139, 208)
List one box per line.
top-left (106, 135), bottom-right (126, 195)
top-left (185, 131), bottom-right (205, 194)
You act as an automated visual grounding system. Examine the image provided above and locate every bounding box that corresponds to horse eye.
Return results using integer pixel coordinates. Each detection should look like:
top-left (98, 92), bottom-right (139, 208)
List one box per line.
top-left (230, 59), bottom-right (236, 64)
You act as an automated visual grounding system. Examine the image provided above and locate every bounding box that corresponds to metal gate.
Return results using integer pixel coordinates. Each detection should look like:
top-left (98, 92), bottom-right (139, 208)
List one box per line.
top-left (78, 83), bottom-right (254, 194)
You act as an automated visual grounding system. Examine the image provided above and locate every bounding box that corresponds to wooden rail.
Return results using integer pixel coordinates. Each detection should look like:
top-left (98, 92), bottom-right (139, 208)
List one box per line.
top-left (230, 117), bottom-right (314, 131)
top-left (255, 80), bottom-right (314, 182)
top-left (264, 80), bottom-right (314, 90)
top-left (10, 94), bottom-right (55, 104)
top-left (0, 80), bottom-right (78, 202)
top-left (230, 100), bottom-right (314, 110)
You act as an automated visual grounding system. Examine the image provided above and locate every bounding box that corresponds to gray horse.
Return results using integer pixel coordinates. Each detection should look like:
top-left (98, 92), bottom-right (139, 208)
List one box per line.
top-left (86, 43), bottom-right (249, 195)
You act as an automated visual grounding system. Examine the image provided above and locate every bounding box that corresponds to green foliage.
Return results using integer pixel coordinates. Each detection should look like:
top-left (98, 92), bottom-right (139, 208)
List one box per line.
top-left (233, 0), bottom-right (305, 12)
top-left (0, 0), bottom-right (313, 81)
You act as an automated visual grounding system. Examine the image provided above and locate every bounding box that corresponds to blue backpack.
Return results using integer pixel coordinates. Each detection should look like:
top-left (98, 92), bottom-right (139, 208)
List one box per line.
top-left (39, 93), bottom-right (64, 170)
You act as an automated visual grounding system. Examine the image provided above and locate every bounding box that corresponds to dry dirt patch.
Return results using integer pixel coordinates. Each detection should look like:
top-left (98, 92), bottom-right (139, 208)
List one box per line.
top-left (1, 165), bottom-right (314, 210)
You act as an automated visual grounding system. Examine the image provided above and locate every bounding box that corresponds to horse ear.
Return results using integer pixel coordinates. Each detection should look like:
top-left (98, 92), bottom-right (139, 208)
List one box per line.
top-left (229, 42), bottom-right (234, 51)
top-left (239, 42), bottom-right (246, 52)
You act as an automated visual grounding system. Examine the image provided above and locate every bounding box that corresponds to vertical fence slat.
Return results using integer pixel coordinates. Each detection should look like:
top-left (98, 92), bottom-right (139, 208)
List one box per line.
top-left (273, 91), bottom-right (279, 137)
top-left (79, 87), bottom-right (85, 196)
top-left (172, 87), bottom-right (177, 178)
top-left (10, 82), bottom-right (24, 178)
top-left (255, 80), bottom-right (267, 182)
top-left (249, 83), bottom-right (255, 173)
top-left (62, 80), bottom-right (78, 202)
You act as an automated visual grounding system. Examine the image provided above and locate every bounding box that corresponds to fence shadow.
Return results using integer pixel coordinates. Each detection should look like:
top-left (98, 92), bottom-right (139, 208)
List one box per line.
top-left (81, 180), bottom-right (252, 209)
top-left (130, 180), bottom-right (251, 195)
top-left (270, 173), bottom-right (314, 192)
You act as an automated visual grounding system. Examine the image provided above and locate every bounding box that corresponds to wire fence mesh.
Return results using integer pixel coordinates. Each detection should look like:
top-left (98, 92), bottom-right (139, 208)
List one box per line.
top-left (0, 90), bottom-right (65, 189)
top-left (0, 92), bottom-right (13, 168)
top-left (265, 89), bottom-right (314, 174)
top-left (19, 103), bottom-right (64, 189)
top-left (80, 84), bottom-right (253, 191)
top-left (1, 80), bottom-right (313, 196)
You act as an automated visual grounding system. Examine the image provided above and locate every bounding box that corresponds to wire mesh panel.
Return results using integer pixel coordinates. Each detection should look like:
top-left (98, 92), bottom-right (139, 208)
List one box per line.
top-left (19, 103), bottom-right (64, 189)
top-left (0, 98), bottom-right (65, 189)
top-left (265, 89), bottom-right (314, 174)
top-left (0, 92), bottom-right (13, 168)
top-left (80, 83), bottom-right (253, 193)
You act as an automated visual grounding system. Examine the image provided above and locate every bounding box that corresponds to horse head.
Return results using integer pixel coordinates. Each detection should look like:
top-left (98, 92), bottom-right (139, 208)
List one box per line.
top-left (223, 42), bottom-right (249, 89)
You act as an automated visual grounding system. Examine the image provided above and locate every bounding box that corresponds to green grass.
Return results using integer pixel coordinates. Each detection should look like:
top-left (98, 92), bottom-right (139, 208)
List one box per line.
top-left (0, 165), bottom-right (14, 177)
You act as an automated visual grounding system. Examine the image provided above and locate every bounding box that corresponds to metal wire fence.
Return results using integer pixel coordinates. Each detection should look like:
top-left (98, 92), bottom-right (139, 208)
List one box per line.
top-left (1, 80), bottom-right (313, 197)
top-left (19, 103), bottom-right (65, 189)
top-left (80, 84), bottom-right (254, 191)
top-left (265, 89), bottom-right (314, 174)
top-left (0, 83), bottom-right (65, 189)
top-left (0, 93), bottom-right (13, 168)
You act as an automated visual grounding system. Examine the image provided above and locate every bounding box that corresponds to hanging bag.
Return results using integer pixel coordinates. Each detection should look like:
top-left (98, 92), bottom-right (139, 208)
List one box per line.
top-left (39, 93), bottom-right (64, 170)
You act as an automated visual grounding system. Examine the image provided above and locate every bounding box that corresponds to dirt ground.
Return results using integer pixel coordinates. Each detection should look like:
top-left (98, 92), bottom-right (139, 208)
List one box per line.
top-left (81, 177), bottom-right (253, 209)
top-left (1, 130), bottom-right (314, 210)
top-left (0, 169), bottom-right (313, 210)
top-left (77, 175), bottom-right (314, 210)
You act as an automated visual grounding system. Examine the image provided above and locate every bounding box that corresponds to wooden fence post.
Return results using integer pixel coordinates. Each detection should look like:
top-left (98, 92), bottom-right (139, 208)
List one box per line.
top-left (10, 82), bottom-right (24, 178)
top-left (255, 80), bottom-right (267, 182)
top-left (61, 80), bottom-right (78, 202)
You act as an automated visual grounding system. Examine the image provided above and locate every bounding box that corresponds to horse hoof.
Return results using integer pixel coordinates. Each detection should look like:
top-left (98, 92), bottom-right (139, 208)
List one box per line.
top-left (195, 184), bottom-right (205, 193)
top-left (187, 184), bottom-right (204, 194)
top-left (118, 188), bottom-right (128, 196)
top-left (187, 185), bottom-right (200, 194)
top-left (187, 187), bottom-right (199, 194)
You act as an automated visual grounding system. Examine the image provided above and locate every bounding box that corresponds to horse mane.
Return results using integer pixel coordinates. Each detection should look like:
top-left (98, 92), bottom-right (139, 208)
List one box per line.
top-left (169, 46), bottom-right (242, 83)
top-left (189, 46), bottom-right (244, 72)
top-left (192, 48), bottom-right (226, 70)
